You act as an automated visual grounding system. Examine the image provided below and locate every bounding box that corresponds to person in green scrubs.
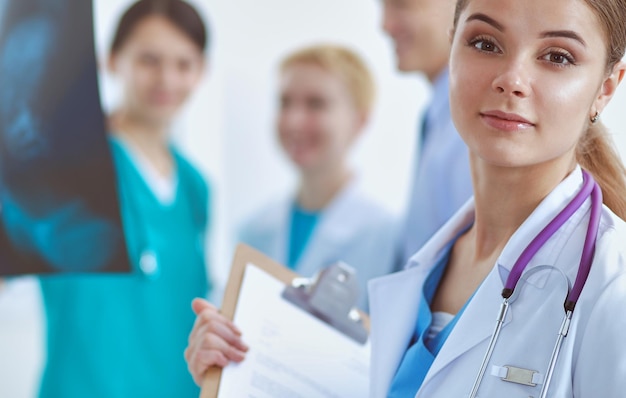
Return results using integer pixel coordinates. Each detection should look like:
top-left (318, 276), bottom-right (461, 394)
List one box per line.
top-left (38, 1), bottom-right (212, 397)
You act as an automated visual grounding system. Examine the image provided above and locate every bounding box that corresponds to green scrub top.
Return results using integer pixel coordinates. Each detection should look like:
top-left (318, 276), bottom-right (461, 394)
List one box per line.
top-left (38, 139), bottom-right (211, 398)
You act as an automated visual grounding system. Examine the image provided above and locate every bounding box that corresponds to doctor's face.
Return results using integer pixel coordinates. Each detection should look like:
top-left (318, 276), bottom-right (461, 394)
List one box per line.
top-left (449, 0), bottom-right (622, 170)
top-left (382, 0), bottom-right (456, 80)
top-left (277, 64), bottom-right (362, 174)
top-left (109, 15), bottom-right (204, 125)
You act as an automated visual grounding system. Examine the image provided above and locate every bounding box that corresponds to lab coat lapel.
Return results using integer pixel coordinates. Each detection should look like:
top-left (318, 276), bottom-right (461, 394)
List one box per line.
top-left (368, 266), bottom-right (429, 398)
top-left (294, 181), bottom-right (359, 277)
top-left (369, 199), bottom-right (476, 397)
top-left (418, 263), bottom-right (510, 393)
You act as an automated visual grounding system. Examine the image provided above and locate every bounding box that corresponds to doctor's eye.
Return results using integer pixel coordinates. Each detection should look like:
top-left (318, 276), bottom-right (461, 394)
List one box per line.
top-left (177, 59), bottom-right (193, 73)
top-left (306, 96), bottom-right (327, 111)
top-left (469, 36), bottom-right (501, 54)
top-left (279, 96), bottom-right (292, 109)
top-left (540, 49), bottom-right (576, 67)
top-left (138, 53), bottom-right (161, 67)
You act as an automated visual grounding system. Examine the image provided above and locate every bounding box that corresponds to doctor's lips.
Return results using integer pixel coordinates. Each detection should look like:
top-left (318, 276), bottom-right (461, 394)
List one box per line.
top-left (147, 91), bottom-right (179, 105)
top-left (480, 110), bottom-right (535, 132)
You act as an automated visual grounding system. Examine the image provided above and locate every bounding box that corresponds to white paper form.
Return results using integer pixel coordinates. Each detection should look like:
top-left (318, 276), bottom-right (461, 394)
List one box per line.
top-left (217, 263), bottom-right (370, 398)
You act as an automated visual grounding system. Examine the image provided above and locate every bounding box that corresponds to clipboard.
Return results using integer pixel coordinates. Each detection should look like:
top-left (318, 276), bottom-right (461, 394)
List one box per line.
top-left (200, 243), bottom-right (370, 398)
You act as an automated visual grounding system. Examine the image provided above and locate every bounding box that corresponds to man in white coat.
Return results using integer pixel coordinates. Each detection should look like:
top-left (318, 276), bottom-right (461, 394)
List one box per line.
top-left (382, 0), bottom-right (473, 266)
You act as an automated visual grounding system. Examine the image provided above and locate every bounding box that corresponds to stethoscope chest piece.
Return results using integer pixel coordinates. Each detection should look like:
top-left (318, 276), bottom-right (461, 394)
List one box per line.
top-left (493, 364), bottom-right (542, 387)
top-left (139, 249), bottom-right (160, 280)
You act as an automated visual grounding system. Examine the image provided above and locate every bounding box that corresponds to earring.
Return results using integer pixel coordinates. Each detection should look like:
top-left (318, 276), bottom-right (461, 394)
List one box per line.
top-left (590, 111), bottom-right (600, 124)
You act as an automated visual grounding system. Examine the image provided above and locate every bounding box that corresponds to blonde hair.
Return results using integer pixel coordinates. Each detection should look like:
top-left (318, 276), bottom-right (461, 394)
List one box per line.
top-left (453, 0), bottom-right (626, 220)
top-left (280, 44), bottom-right (376, 114)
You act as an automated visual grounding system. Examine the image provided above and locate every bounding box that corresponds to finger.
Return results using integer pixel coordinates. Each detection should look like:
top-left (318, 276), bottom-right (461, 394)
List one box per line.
top-left (198, 349), bottom-right (231, 368)
top-left (188, 321), bottom-right (245, 362)
top-left (200, 332), bottom-right (247, 362)
top-left (191, 298), bottom-right (241, 336)
top-left (187, 332), bottom-right (246, 383)
top-left (192, 307), bottom-right (242, 341)
top-left (191, 298), bottom-right (215, 315)
top-left (206, 319), bottom-right (249, 352)
top-left (189, 349), bottom-right (229, 386)
top-left (189, 306), bottom-right (221, 343)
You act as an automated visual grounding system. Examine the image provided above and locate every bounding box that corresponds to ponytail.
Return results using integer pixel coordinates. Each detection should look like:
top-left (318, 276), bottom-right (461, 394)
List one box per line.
top-left (576, 122), bottom-right (626, 220)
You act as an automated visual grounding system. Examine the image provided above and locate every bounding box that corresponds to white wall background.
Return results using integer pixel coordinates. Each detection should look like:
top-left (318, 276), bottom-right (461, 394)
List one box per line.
top-left (1, 1), bottom-right (626, 397)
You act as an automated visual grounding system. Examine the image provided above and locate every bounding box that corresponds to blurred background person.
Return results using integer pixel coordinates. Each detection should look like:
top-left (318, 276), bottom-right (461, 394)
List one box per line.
top-left (382, 0), bottom-right (473, 266)
top-left (238, 44), bottom-right (398, 310)
top-left (37, 1), bottom-right (213, 397)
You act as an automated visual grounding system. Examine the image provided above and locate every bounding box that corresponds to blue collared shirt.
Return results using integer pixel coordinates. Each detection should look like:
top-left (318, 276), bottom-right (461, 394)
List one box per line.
top-left (401, 69), bottom-right (473, 266)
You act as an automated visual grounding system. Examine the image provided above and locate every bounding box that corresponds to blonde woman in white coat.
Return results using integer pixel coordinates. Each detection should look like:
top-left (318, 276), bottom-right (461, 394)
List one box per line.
top-left (237, 45), bottom-right (397, 311)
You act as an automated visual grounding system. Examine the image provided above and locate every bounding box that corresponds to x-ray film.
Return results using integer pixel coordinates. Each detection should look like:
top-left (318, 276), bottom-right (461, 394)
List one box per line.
top-left (0, 0), bottom-right (130, 275)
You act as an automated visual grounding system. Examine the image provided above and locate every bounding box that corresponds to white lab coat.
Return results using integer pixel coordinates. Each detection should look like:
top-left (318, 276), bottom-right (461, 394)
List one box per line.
top-left (239, 179), bottom-right (398, 310)
top-left (369, 166), bottom-right (626, 397)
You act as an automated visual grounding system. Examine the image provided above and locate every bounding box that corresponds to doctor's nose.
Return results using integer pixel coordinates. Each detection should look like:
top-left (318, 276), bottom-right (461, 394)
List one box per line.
top-left (280, 105), bottom-right (308, 130)
top-left (491, 60), bottom-right (531, 98)
top-left (381, 9), bottom-right (396, 37)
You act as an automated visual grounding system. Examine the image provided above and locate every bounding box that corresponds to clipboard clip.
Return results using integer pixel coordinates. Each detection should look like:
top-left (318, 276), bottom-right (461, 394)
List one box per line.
top-left (281, 262), bottom-right (368, 344)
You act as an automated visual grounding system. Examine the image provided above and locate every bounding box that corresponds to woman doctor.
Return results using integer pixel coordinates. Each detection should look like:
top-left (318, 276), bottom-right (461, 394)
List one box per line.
top-left (370, 0), bottom-right (626, 396)
top-left (233, 44), bottom-right (397, 311)
top-left (38, 1), bottom-right (213, 397)
top-left (186, 0), bottom-right (626, 396)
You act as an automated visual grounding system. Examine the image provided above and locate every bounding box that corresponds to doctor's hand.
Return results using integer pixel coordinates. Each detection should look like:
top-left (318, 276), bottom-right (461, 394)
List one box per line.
top-left (184, 298), bottom-right (249, 386)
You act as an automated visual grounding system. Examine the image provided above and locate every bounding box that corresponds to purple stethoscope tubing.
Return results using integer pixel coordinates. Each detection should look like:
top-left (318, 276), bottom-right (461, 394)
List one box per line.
top-left (503, 169), bottom-right (601, 310)
top-left (570, 179), bottom-right (602, 308)
top-left (469, 169), bottom-right (602, 398)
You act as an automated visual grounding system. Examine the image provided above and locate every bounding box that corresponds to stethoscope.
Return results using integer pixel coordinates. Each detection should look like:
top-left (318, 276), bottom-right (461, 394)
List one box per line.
top-left (469, 169), bottom-right (602, 398)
